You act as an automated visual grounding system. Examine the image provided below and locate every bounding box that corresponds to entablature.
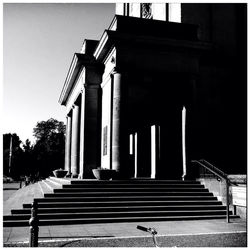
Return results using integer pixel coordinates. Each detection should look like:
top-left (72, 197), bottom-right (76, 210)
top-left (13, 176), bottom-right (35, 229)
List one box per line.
top-left (94, 16), bottom-right (212, 74)
top-left (59, 53), bottom-right (103, 106)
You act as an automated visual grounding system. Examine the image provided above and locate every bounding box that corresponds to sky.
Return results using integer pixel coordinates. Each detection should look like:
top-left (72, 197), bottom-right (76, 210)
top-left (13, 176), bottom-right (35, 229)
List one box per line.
top-left (3, 3), bottom-right (115, 143)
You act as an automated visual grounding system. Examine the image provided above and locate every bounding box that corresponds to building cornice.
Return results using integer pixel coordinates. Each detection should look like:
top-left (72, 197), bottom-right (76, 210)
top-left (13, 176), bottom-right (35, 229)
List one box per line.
top-left (93, 15), bottom-right (212, 63)
top-left (94, 29), bottom-right (212, 63)
top-left (59, 53), bottom-right (100, 106)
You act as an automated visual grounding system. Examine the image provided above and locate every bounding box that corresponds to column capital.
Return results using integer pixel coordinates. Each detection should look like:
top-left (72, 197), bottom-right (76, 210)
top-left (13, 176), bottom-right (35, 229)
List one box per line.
top-left (83, 83), bottom-right (100, 89)
top-left (111, 67), bottom-right (122, 76)
top-left (67, 109), bottom-right (73, 117)
top-left (72, 103), bottom-right (80, 109)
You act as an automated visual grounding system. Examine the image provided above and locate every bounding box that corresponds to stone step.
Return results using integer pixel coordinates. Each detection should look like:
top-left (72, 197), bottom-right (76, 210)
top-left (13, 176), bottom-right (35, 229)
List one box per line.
top-left (49, 177), bottom-right (71, 185)
top-left (3, 215), bottom-right (240, 227)
top-left (61, 183), bottom-right (205, 188)
top-left (57, 186), bottom-right (207, 192)
top-left (12, 205), bottom-right (228, 214)
top-left (69, 179), bottom-right (201, 185)
top-left (44, 178), bottom-right (63, 189)
top-left (38, 180), bottom-right (53, 195)
top-left (41, 180), bottom-right (56, 192)
top-left (4, 209), bottom-right (233, 221)
top-left (33, 196), bottom-right (218, 203)
top-left (23, 200), bottom-right (223, 208)
top-left (44, 192), bottom-right (214, 198)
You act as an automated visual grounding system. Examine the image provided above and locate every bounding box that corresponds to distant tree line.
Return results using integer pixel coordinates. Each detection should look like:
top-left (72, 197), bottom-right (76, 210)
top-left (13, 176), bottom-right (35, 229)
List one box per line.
top-left (3, 118), bottom-right (65, 180)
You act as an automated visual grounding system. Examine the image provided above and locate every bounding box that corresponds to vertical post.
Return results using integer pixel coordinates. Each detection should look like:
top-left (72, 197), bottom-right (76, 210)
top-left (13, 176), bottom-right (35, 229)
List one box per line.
top-left (182, 106), bottom-right (187, 180)
top-left (151, 125), bottom-right (156, 179)
top-left (134, 133), bottom-right (138, 178)
top-left (65, 115), bottom-right (72, 176)
top-left (71, 104), bottom-right (80, 177)
top-left (9, 135), bottom-right (12, 176)
top-left (111, 69), bottom-right (122, 172)
top-left (233, 205), bottom-right (237, 216)
top-left (226, 179), bottom-right (230, 223)
top-left (29, 201), bottom-right (39, 247)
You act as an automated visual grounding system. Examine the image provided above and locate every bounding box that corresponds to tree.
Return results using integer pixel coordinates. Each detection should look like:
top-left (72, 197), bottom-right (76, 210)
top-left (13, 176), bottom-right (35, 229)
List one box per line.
top-left (3, 133), bottom-right (24, 178)
top-left (22, 139), bottom-right (36, 176)
top-left (32, 118), bottom-right (66, 178)
top-left (33, 118), bottom-right (65, 141)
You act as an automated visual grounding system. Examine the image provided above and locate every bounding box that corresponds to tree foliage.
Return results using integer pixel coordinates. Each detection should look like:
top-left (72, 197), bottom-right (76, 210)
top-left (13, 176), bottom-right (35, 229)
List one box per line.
top-left (32, 118), bottom-right (66, 178)
top-left (33, 118), bottom-right (65, 141)
top-left (3, 133), bottom-right (24, 178)
top-left (3, 118), bottom-right (66, 180)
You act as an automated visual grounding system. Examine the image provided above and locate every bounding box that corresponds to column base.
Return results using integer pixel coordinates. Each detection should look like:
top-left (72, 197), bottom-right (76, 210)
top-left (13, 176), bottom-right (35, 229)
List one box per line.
top-left (82, 164), bottom-right (100, 179)
top-left (65, 172), bottom-right (71, 178)
top-left (78, 173), bottom-right (83, 179)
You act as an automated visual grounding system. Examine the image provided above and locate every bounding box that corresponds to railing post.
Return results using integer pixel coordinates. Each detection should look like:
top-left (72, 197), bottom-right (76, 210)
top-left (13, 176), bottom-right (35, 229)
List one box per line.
top-left (226, 179), bottom-right (230, 223)
top-left (29, 201), bottom-right (39, 247)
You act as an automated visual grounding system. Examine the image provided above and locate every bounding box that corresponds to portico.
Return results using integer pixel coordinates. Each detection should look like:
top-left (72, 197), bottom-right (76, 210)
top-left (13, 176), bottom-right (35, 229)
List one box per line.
top-left (59, 14), bottom-right (211, 180)
top-left (59, 41), bottom-right (104, 178)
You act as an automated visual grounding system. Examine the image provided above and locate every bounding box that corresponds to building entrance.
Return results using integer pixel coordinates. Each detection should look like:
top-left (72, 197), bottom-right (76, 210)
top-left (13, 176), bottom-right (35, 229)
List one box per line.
top-left (129, 115), bottom-right (183, 180)
top-left (136, 126), bottom-right (151, 178)
top-left (130, 125), bottom-right (160, 179)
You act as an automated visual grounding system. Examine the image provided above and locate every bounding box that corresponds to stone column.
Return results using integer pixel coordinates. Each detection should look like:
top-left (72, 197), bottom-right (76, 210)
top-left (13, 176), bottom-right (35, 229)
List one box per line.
top-left (182, 106), bottom-right (187, 180)
top-left (71, 104), bottom-right (80, 177)
top-left (134, 132), bottom-right (138, 178)
top-left (64, 114), bottom-right (72, 175)
top-left (111, 70), bottom-right (122, 171)
top-left (81, 84), bottom-right (101, 179)
top-left (150, 125), bottom-right (160, 179)
top-left (79, 91), bottom-right (85, 179)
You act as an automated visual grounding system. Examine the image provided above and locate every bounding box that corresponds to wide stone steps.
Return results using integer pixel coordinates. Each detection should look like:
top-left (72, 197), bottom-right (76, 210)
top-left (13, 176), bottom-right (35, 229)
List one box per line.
top-left (29, 196), bottom-right (219, 203)
top-left (3, 178), bottom-right (239, 227)
top-left (11, 205), bottom-right (227, 214)
top-left (44, 192), bottom-right (213, 197)
top-left (4, 209), bottom-right (231, 220)
top-left (55, 188), bottom-right (209, 193)
top-left (3, 214), bottom-right (239, 227)
top-left (22, 200), bottom-right (224, 208)
top-left (59, 184), bottom-right (205, 189)
top-left (54, 187), bottom-right (207, 193)
top-left (67, 179), bottom-right (201, 184)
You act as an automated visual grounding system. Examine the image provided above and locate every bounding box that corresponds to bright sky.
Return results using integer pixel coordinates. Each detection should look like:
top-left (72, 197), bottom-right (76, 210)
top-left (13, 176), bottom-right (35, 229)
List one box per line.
top-left (3, 3), bottom-right (115, 143)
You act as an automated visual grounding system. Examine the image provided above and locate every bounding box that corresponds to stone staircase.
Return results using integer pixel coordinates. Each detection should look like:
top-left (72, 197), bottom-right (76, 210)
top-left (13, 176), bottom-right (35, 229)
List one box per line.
top-left (3, 177), bottom-right (238, 227)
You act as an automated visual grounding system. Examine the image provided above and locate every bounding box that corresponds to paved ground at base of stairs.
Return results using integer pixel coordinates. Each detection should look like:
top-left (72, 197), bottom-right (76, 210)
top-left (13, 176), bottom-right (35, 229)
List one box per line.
top-left (3, 219), bottom-right (247, 247)
top-left (4, 232), bottom-right (247, 247)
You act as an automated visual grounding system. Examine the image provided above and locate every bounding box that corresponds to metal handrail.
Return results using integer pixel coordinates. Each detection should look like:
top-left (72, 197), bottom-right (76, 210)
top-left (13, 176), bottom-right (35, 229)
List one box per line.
top-left (191, 159), bottom-right (231, 223)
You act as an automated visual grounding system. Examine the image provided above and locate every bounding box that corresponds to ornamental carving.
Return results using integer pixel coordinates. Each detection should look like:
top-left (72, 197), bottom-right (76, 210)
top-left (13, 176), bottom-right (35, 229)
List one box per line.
top-left (141, 3), bottom-right (153, 19)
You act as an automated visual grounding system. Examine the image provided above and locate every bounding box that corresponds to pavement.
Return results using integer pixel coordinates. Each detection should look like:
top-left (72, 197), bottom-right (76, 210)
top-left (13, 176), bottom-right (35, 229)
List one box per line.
top-left (3, 182), bottom-right (44, 216)
top-left (2, 182), bottom-right (247, 247)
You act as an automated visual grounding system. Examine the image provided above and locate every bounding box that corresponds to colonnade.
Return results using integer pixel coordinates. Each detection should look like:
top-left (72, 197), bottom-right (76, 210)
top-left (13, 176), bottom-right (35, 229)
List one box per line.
top-left (64, 83), bottom-right (102, 178)
top-left (63, 70), bottom-right (187, 179)
top-left (64, 103), bottom-right (81, 177)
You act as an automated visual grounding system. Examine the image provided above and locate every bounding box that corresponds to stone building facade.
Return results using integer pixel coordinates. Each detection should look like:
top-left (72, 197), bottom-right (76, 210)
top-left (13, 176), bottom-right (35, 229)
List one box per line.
top-left (59, 3), bottom-right (247, 179)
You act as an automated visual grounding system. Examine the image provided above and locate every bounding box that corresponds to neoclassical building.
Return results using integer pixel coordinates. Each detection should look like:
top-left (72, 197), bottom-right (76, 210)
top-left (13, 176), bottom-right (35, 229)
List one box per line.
top-left (59, 3), bottom-right (247, 179)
